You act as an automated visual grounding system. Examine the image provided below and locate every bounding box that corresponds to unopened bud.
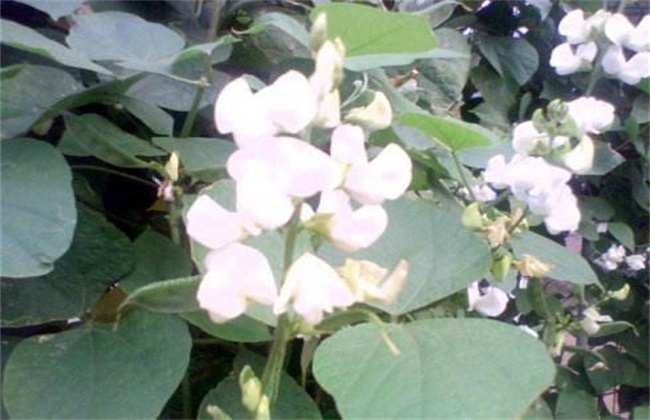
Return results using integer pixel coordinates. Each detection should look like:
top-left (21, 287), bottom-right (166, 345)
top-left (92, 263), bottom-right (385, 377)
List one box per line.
top-left (345, 91), bottom-right (393, 130)
top-left (486, 218), bottom-right (509, 248)
top-left (608, 283), bottom-right (630, 301)
top-left (491, 252), bottom-right (513, 281)
top-left (514, 254), bottom-right (554, 278)
top-left (337, 259), bottom-right (408, 304)
top-left (165, 152), bottom-right (180, 182)
top-left (239, 366), bottom-right (264, 415)
top-left (310, 13), bottom-right (328, 52)
top-left (462, 202), bottom-right (486, 230)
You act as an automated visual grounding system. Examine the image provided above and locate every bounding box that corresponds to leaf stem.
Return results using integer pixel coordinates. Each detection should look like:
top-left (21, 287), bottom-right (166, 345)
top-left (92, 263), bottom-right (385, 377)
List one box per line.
top-left (180, 80), bottom-right (207, 137)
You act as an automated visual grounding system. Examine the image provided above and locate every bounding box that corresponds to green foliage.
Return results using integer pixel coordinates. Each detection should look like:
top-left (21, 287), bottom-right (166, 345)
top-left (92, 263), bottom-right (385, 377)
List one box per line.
top-left (313, 319), bottom-right (555, 418)
top-left (1, 139), bottom-right (77, 277)
top-left (2, 312), bottom-right (191, 418)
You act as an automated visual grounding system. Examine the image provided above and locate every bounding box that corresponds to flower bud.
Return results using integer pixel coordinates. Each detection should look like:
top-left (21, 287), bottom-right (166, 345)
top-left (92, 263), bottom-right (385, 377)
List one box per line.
top-left (337, 258), bottom-right (408, 304)
top-left (345, 91), bottom-right (393, 130)
top-left (461, 202), bottom-right (486, 230)
top-left (165, 152), bottom-right (180, 182)
top-left (490, 252), bottom-right (513, 281)
top-left (514, 254), bottom-right (554, 278)
top-left (310, 13), bottom-right (328, 53)
top-left (486, 218), bottom-right (509, 248)
top-left (560, 134), bottom-right (594, 174)
top-left (239, 366), bottom-right (266, 416)
top-left (608, 283), bottom-right (630, 301)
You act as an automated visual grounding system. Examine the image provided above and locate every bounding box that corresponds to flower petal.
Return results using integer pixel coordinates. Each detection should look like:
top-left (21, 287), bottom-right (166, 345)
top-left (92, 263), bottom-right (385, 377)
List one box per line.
top-left (186, 195), bottom-right (248, 250)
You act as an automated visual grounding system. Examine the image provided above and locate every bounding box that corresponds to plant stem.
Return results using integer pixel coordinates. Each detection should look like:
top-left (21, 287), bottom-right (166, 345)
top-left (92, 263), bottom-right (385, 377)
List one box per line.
top-left (451, 151), bottom-right (477, 202)
top-left (261, 205), bottom-right (302, 404)
top-left (180, 81), bottom-right (207, 138)
top-left (181, 371), bottom-right (192, 419)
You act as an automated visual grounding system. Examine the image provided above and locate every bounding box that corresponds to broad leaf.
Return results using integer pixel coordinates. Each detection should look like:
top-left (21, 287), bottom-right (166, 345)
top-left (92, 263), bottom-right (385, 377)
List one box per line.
top-left (313, 319), bottom-right (555, 418)
top-left (400, 113), bottom-right (495, 151)
top-left (586, 139), bottom-right (625, 176)
top-left (121, 228), bottom-right (193, 292)
top-left (59, 114), bottom-right (165, 168)
top-left (198, 351), bottom-right (321, 419)
top-left (2, 311), bottom-right (191, 419)
top-left (1, 206), bottom-right (134, 327)
top-left (1, 139), bottom-right (76, 277)
top-left (1, 65), bottom-right (83, 139)
top-left (119, 96), bottom-right (174, 136)
top-left (312, 3), bottom-right (439, 71)
top-left (478, 36), bottom-right (539, 87)
top-left (320, 198), bottom-right (491, 314)
top-left (510, 232), bottom-right (599, 285)
top-left (0, 20), bottom-right (111, 75)
top-left (127, 73), bottom-right (224, 111)
top-left (67, 12), bottom-right (185, 65)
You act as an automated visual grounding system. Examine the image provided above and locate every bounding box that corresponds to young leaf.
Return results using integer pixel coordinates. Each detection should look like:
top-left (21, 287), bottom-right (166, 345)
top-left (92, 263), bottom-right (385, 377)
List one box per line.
top-left (121, 276), bottom-right (201, 313)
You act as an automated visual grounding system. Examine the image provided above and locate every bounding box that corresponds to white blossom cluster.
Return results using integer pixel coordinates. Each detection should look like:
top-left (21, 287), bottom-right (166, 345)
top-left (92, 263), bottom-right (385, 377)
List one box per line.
top-left (550, 9), bottom-right (650, 85)
top-left (595, 244), bottom-right (647, 272)
top-left (185, 27), bottom-right (411, 326)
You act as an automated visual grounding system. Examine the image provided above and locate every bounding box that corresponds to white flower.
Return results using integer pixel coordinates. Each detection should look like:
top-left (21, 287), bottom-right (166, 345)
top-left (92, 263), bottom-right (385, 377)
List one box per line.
top-left (558, 10), bottom-right (591, 44)
top-left (197, 243), bottom-right (278, 323)
top-left (315, 190), bottom-right (388, 252)
top-left (484, 155), bottom-right (580, 233)
top-left (560, 134), bottom-right (595, 174)
top-left (566, 97), bottom-right (615, 134)
top-left (518, 325), bottom-right (539, 338)
top-left (467, 281), bottom-right (509, 317)
top-left (460, 184), bottom-right (497, 202)
top-left (345, 91), bottom-right (393, 130)
top-left (274, 253), bottom-right (355, 325)
top-left (550, 42), bottom-right (597, 75)
top-left (331, 124), bottom-right (412, 205)
top-left (214, 71), bottom-right (317, 146)
top-left (512, 121), bottom-right (550, 154)
top-left (625, 254), bottom-right (646, 271)
top-left (186, 194), bottom-right (259, 251)
top-left (605, 14), bottom-right (650, 52)
top-left (595, 244), bottom-right (626, 271)
top-left (602, 45), bottom-right (650, 85)
top-left (580, 307), bottom-right (613, 335)
top-left (227, 136), bottom-right (342, 229)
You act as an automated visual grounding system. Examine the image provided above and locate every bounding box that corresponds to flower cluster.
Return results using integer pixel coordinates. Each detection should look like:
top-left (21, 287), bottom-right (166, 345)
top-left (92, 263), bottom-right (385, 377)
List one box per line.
top-left (594, 244), bottom-right (647, 272)
top-left (512, 97), bottom-right (614, 174)
top-left (550, 9), bottom-right (650, 85)
top-left (186, 26), bottom-right (411, 326)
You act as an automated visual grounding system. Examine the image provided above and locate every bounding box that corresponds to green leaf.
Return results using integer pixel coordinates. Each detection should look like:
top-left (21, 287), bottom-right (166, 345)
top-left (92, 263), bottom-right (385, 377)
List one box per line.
top-left (320, 198), bottom-right (491, 314)
top-left (67, 12), bottom-right (185, 65)
top-left (2, 311), bottom-right (191, 419)
top-left (181, 311), bottom-right (272, 343)
top-left (608, 222), bottom-right (636, 250)
top-left (478, 36), bottom-right (539, 87)
top-left (633, 405), bottom-right (650, 419)
top-left (1, 65), bottom-right (84, 139)
top-left (510, 232), bottom-right (599, 285)
top-left (15, 0), bottom-right (86, 19)
top-left (0, 20), bottom-right (111, 75)
top-left (59, 114), bottom-right (165, 168)
top-left (198, 351), bottom-right (321, 419)
top-left (121, 228), bottom-right (194, 292)
top-left (312, 3), bottom-right (439, 71)
top-left (400, 113), bottom-right (495, 151)
top-left (119, 95), bottom-right (174, 136)
top-left (153, 137), bottom-right (236, 182)
top-left (1, 206), bottom-right (134, 327)
top-left (1, 139), bottom-right (76, 278)
top-left (122, 276), bottom-right (201, 313)
top-left (254, 12), bottom-right (310, 50)
top-left (584, 346), bottom-right (649, 392)
top-left (127, 73), bottom-right (223, 111)
top-left (313, 319), bottom-right (555, 418)
top-left (554, 390), bottom-right (598, 419)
